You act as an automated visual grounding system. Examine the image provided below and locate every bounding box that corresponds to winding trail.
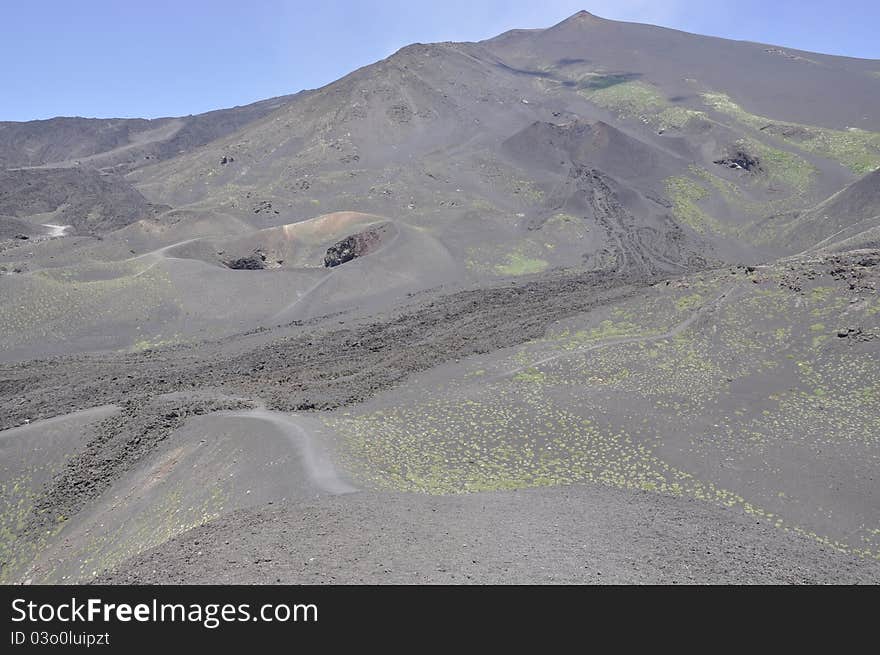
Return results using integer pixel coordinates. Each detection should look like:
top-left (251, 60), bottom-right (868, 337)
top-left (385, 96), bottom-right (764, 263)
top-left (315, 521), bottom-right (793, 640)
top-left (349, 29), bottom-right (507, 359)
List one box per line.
top-left (127, 237), bottom-right (201, 262)
top-left (495, 284), bottom-right (738, 380)
top-left (128, 237), bottom-right (203, 277)
top-left (218, 407), bottom-right (357, 495)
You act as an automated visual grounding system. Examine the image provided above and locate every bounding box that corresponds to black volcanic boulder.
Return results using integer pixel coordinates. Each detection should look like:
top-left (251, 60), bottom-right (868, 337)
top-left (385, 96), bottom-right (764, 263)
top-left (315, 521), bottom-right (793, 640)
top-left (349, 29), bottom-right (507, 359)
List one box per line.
top-left (714, 148), bottom-right (761, 172)
top-left (324, 228), bottom-right (383, 267)
top-left (226, 250), bottom-right (267, 270)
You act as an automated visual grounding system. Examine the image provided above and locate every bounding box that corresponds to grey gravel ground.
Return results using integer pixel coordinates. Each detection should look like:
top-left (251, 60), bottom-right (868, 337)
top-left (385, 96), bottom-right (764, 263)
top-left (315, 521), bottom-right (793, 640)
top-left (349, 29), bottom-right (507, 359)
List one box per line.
top-left (98, 486), bottom-right (880, 585)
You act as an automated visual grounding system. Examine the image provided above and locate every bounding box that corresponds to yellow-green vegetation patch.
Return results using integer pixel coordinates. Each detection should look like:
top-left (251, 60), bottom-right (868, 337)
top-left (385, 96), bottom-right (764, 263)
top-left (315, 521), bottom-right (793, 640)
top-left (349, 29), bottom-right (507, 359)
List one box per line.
top-left (803, 127), bottom-right (880, 175)
top-left (675, 293), bottom-right (704, 311)
top-left (703, 92), bottom-right (880, 175)
top-left (468, 239), bottom-right (552, 277)
top-left (702, 91), bottom-right (765, 129)
top-left (664, 176), bottom-right (726, 234)
top-left (330, 390), bottom-right (748, 503)
top-left (559, 319), bottom-right (652, 349)
top-left (0, 469), bottom-right (60, 584)
top-left (580, 80), bottom-right (706, 131)
top-left (689, 164), bottom-right (741, 201)
top-left (47, 481), bottom-right (230, 584)
top-left (680, 141), bottom-right (815, 230)
top-left (512, 179), bottom-right (545, 203)
top-left (797, 127), bottom-right (880, 175)
top-left (811, 334), bottom-right (829, 348)
top-left (494, 252), bottom-right (549, 276)
top-left (810, 286), bottom-right (835, 302)
top-left (514, 368), bottom-right (546, 384)
top-left (545, 212), bottom-right (590, 239)
top-left (324, 260), bottom-right (880, 558)
top-left (737, 137), bottom-right (816, 194)
top-left (577, 72), bottom-right (639, 91)
top-left (131, 334), bottom-right (184, 352)
top-left (774, 326), bottom-right (791, 344)
top-left (544, 277), bottom-right (728, 353)
top-left (470, 197), bottom-right (499, 213)
top-left (0, 262), bottom-right (177, 351)
top-left (689, 161), bottom-right (810, 233)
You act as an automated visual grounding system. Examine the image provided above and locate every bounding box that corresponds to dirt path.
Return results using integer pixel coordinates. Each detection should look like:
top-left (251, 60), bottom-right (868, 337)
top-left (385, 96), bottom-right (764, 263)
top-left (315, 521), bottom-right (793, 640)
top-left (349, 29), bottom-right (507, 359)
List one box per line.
top-left (126, 237), bottom-right (204, 277)
top-left (218, 407), bottom-right (357, 495)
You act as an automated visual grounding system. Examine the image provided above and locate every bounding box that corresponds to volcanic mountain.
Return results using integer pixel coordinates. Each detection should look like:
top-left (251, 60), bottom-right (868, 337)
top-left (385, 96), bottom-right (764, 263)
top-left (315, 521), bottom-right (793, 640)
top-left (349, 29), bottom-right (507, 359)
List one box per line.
top-left (1, 11), bottom-right (879, 584)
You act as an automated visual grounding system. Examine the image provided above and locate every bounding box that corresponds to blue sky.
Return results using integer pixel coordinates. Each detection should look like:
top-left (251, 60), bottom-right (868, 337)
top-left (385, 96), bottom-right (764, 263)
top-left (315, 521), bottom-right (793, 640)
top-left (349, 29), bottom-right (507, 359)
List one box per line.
top-left (1, 0), bottom-right (877, 121)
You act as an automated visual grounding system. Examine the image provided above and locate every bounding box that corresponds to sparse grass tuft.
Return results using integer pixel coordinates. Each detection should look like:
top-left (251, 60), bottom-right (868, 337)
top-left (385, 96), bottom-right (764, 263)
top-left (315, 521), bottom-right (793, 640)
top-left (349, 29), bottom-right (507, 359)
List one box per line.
top-left (664, 176), bottom-right (724, 234)
top-left (494, 252), bottom-right (549, 276)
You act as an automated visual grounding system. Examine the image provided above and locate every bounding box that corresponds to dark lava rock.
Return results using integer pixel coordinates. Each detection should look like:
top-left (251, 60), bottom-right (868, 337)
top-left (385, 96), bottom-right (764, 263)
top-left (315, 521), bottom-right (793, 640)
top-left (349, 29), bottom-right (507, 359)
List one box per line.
top-left (253, 200), bottom-right (277, 214)
top-left (837, 327), bottom-right (862, 338)
top-left (226, 250), bottom-right (267, 270)
top-left (324, 228), bottom-right (383, 268)
top-left (760, 123), bottom-right (812, 140)
top-left (714, 149), bottom-right (761, 172)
